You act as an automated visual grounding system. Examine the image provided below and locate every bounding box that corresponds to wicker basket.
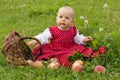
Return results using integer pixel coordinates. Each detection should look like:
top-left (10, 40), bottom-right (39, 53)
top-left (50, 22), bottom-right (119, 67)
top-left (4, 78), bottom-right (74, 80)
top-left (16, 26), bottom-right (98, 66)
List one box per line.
top-left (1, 31), bottom-right (42, 65)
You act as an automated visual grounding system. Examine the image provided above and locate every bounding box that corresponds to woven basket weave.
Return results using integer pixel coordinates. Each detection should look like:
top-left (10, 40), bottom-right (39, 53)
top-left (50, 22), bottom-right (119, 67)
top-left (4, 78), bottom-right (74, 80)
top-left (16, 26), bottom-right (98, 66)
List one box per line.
top-left (1, 31), bottom-right (42, 65)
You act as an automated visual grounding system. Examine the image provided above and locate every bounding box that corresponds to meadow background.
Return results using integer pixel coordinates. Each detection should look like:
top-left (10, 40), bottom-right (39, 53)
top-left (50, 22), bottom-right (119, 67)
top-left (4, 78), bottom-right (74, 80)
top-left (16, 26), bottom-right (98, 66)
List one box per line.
top-left (0, 0), bottom-right (120, 80)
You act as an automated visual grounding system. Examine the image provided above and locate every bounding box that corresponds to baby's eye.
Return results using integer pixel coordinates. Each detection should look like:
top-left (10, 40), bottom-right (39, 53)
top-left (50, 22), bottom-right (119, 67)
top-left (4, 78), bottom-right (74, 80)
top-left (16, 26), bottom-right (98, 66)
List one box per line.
top-left (65, 17), bottom-right (69, 19)
top-left (59, 16), bottom-right (62, 18)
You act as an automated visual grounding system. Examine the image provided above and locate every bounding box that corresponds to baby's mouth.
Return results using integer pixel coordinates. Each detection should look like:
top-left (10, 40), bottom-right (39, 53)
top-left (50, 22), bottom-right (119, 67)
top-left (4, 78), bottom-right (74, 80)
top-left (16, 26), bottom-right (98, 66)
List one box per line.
top-left (60, 23), bottom-right (65, 26)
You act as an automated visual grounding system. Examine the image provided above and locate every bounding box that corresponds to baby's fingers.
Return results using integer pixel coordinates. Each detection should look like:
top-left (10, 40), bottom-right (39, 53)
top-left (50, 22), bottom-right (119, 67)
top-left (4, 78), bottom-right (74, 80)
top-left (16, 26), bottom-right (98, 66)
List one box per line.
top-left (88, 36), bottom-right (93, 41)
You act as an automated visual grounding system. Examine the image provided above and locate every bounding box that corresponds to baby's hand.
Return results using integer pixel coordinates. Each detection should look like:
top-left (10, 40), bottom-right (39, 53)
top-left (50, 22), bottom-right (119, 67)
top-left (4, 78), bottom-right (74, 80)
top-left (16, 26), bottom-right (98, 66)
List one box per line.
top-left (83, 36), bottom-right (93, 43)
top-left (26, 40), bottom-right (37, 46)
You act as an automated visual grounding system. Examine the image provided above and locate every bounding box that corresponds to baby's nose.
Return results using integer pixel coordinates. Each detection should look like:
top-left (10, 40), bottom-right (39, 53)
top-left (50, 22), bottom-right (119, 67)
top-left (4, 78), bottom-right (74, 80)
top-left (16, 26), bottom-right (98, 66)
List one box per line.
top-left (61, 17), bottom-right (65, 21)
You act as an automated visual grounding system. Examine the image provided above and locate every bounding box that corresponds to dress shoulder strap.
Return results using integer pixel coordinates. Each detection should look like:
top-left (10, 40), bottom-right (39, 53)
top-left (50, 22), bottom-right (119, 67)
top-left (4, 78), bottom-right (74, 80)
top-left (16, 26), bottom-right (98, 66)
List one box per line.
top-left (72, 26), bottom-right (77, 36)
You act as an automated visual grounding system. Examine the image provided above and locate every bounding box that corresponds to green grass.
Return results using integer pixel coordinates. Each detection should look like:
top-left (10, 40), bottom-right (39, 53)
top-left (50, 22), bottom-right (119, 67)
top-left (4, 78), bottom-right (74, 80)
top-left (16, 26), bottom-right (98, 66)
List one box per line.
top-left (0, 0), bottom-right (120, 80)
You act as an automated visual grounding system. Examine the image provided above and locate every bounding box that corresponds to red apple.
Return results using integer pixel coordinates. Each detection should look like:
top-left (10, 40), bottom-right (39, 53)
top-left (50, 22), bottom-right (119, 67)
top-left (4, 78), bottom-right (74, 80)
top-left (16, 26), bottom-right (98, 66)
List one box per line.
top-left (71, 60), bottom-right (83, 73)
top-left (99, 46), bottom-right (107, 54)
top-left (74, 60), bottom-right (84, 65)
top-left (94, 65), bottom-right (106, 74)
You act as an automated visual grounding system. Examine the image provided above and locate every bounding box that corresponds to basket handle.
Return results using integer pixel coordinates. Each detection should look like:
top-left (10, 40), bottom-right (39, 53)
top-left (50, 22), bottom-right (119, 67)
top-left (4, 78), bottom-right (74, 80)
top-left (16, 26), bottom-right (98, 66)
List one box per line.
top-left (19, 36), bottom-right (42, 46)
top-left (14, 31), bottom-right (21, 37)
top-left (18, 36), bottom-right (42, 60)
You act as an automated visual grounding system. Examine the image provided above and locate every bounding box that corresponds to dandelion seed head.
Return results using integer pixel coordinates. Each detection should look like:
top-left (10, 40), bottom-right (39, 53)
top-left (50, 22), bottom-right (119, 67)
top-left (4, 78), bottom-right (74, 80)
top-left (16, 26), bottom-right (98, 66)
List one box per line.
top-left (84, 19), bottom-right (88, 24)
top-left (80, 16), bottom-right (84, 19)
top-left (99, 27), bottom-right (104, 32)
top-left (103, 3), bottom-right (108, 9)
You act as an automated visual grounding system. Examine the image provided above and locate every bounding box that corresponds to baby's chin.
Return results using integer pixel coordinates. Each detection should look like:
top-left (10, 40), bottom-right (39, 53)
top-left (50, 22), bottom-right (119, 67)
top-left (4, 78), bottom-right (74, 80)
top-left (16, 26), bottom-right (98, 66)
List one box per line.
top-left (58, 26), bottom-right (70, 30)
top-left (60, 23), bottom-right (65, 27)
top-left (57, 24), bottom-right (70, 30)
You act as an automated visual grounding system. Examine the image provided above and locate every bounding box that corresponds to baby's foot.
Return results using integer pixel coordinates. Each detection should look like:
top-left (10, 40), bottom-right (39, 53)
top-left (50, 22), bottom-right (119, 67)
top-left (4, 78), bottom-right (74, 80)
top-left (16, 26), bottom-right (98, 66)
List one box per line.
top-left (49, 58), bottom-right (59, 63)
top-left (26, 60), bottom-right (34, 66)
top-left (47, 61), bottom-right (60, 69)
top-left (33, 60), bottom-right (43, 68)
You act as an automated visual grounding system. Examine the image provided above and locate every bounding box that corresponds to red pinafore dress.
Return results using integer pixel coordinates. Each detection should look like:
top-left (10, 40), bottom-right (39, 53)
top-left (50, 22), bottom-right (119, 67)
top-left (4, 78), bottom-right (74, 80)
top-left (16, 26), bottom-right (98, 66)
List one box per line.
top-left (32, 26), bottom-right (106, 67)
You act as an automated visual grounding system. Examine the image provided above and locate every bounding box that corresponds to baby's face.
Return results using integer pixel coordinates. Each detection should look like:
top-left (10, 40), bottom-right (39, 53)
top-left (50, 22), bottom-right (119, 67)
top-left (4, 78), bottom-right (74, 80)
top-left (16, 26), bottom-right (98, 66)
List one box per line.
top-left (56, 8), bottom-right (74, 30)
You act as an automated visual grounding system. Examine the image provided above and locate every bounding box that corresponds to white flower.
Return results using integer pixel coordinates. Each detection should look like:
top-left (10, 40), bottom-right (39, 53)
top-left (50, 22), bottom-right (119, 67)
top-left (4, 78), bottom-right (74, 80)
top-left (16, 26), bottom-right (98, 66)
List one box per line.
top-left (99, 27), bottom-right (104, 32)
top-left (84, 19), bottom-right (88, 24)
top-left (103, 3), bottom-right (108, 9)
top-left (80, 16), bottom-right (84, 19)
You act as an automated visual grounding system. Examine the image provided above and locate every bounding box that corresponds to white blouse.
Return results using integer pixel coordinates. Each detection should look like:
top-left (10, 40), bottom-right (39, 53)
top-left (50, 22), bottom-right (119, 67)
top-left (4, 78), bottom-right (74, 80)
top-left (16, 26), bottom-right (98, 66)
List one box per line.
top-left (35, 28), bottom-right (86, 45)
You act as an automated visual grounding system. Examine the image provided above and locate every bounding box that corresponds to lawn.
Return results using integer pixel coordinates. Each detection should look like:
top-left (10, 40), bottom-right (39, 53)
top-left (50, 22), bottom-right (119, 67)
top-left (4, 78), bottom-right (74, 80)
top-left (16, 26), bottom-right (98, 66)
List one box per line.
top-left (0, 0), bottom-right (120, 80)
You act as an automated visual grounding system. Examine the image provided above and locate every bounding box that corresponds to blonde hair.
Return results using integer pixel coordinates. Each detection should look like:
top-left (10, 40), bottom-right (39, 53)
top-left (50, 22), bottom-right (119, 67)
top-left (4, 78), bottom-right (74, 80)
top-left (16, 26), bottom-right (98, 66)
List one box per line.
top-left (57, 6), bottom-right (75, 18)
